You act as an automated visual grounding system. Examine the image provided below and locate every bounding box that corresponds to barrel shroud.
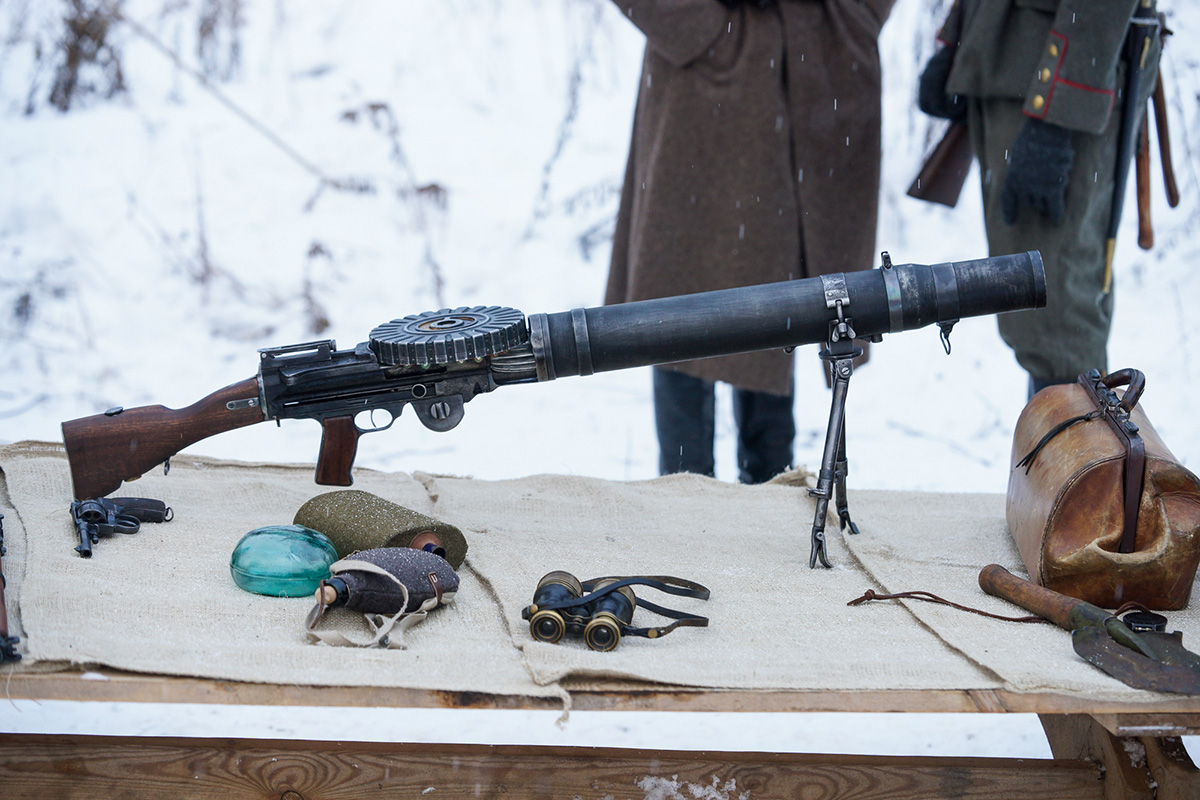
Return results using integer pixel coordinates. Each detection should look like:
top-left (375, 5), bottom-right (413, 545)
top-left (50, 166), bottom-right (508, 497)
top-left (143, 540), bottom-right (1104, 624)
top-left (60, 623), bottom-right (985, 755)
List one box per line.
top-left (528, 251), bottom-right (1046, 380)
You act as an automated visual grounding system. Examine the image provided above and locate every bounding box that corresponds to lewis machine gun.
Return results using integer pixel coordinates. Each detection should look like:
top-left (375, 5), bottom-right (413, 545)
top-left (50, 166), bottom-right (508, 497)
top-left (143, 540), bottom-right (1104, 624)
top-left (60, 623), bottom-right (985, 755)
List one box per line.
top-left (61, 251), bottom-right (1046, 566)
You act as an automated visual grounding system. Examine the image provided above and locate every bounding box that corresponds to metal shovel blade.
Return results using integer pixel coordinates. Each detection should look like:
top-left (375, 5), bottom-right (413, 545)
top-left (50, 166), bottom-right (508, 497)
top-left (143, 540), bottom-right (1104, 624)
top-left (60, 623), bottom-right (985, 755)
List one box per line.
top-left (1073, 626), bottom-right (1200, 694)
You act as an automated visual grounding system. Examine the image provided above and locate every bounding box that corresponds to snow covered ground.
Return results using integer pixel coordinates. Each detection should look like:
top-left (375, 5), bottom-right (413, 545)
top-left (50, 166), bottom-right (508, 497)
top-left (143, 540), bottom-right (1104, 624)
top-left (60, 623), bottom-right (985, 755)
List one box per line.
top-left (2, 0), bottom-right (1198, 760)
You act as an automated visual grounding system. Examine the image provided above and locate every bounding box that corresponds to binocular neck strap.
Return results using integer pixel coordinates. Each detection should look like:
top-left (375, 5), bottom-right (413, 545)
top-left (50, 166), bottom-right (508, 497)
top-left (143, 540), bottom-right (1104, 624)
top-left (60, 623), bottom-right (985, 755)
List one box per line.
top-left (622, 619), bottom-right (706, 639)
top-left (580, 575), bottom-right (711, 601)
top-left (587, 575), bottom-right (710, 640)
top-left (621, 596), bottom-right (709, 639)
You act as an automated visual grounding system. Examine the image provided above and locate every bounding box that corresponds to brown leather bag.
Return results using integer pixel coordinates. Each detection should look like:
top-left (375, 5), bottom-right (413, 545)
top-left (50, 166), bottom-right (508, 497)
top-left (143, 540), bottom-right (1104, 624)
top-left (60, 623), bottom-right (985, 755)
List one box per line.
top-left (1006, 368), bottom-right (1200, 610)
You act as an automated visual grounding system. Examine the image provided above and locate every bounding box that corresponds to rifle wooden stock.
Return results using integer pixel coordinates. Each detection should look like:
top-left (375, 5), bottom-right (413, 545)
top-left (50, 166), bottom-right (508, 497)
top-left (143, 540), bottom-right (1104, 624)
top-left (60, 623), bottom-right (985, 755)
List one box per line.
top-left (906, 121), bottom-right (973, 208)
top-left (61, 377), bottom-right (264, 500)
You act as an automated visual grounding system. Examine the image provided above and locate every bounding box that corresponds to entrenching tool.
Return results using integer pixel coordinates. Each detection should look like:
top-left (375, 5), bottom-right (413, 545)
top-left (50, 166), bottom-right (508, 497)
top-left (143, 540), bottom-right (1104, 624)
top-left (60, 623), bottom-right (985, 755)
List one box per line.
top-left (979, 564), bottom-right (1200, 694)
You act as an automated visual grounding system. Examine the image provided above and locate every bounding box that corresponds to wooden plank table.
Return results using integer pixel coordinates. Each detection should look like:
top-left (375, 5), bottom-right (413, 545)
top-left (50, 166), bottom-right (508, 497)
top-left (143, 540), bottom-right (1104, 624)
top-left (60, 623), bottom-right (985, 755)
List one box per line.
top-left (1, 668), bottom-right (1198, 799)
top-left (4, 446), bottom-right (1199, 797)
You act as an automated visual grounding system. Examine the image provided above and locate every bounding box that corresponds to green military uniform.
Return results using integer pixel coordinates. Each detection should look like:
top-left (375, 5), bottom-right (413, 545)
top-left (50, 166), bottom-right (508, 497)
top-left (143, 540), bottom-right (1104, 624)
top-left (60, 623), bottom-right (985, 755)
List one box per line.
top-left (938, 0), bottom-right (1160, 384)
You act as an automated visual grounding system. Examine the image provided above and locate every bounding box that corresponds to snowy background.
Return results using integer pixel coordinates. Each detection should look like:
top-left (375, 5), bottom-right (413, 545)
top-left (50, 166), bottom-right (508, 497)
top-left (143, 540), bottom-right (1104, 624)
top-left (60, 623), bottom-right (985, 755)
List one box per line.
top-left (2, 0), bottom-right (1198, 761)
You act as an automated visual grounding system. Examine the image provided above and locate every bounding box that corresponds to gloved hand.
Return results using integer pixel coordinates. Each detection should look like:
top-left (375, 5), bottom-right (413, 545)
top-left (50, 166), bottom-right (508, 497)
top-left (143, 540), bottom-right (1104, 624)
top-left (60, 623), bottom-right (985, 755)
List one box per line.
top-left (917, 46), bottom-right (967, 122)
top-left (1001, 119), bottom-right (1075, 225)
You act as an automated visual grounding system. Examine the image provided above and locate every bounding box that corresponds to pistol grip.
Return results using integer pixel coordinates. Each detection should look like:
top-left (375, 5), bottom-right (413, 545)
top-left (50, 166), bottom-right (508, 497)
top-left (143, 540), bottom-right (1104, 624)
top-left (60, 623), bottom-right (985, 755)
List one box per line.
top-left (315, 416), bottom-right (360, 486)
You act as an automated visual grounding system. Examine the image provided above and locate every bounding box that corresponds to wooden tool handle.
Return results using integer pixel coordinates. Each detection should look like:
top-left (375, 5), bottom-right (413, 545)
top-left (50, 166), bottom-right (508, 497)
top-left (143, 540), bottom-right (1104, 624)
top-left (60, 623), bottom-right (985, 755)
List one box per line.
top-left (1152, 73), bottom-right (1180, 208)
top-left (1136, 111), bottom-right (1153, 250)
top-left (978, 564), bottom-right (1077, 630)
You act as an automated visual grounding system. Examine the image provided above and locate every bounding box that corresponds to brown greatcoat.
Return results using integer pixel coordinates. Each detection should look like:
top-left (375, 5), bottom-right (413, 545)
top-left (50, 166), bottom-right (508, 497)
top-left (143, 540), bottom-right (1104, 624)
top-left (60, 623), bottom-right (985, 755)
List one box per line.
top-left (605, 0), bottom-right (895, 396)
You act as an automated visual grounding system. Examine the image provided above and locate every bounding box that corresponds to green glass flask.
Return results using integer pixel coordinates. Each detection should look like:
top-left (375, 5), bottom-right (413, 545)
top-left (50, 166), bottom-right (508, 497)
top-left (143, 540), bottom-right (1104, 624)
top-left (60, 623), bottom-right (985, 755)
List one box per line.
top-left (230, 524), bottom-right (338, 597)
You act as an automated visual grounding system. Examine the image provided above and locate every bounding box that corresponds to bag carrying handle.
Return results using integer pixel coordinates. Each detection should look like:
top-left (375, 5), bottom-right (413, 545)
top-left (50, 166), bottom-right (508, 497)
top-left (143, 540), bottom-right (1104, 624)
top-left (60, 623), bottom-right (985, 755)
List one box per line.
top-left (1098, 367), bottom-right (1145, 412)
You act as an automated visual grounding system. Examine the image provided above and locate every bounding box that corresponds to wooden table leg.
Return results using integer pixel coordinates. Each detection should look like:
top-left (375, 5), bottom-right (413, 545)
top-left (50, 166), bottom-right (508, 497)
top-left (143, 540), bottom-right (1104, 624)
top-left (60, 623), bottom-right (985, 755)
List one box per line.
top-left (1039, 714), bottom-right (1199, 800)
top-left (1143, 735), bottom-right (1200, 800)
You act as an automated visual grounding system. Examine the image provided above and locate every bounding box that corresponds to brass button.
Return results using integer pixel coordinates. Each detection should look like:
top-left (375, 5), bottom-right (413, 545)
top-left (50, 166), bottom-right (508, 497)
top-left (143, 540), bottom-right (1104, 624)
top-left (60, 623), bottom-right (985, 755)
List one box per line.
top-left (1040, 67), bottom-right (1052, 82)
top-left (1049, 44), bottom-right (1059, 57)
top-left (1032, 95), bottom-right (1045, 110)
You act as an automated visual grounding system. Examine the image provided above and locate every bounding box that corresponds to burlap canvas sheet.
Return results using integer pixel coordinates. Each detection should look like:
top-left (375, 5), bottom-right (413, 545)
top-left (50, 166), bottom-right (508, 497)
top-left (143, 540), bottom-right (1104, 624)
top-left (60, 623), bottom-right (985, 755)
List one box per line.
top-left (1, 441), bottom-right (1195, 704)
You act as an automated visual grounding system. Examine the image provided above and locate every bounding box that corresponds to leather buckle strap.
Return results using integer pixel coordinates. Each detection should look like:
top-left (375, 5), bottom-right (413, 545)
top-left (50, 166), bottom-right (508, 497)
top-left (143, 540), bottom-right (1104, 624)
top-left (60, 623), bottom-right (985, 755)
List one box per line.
top-left (1080, 369), bottom-right (1147, 554)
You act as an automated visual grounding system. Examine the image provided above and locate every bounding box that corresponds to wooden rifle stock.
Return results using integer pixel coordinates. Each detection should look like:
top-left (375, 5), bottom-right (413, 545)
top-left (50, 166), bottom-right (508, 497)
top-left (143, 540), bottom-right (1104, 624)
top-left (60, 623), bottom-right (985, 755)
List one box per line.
top-left (906, 121), bottom-right (973, 208)
top-left (61, 377), bottom-right (264, 500)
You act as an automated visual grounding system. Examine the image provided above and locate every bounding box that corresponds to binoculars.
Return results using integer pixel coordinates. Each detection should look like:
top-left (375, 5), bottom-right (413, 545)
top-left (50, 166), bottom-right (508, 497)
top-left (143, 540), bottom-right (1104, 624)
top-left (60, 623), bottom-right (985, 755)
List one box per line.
top-left (521, 571), bottom-right (710, 652)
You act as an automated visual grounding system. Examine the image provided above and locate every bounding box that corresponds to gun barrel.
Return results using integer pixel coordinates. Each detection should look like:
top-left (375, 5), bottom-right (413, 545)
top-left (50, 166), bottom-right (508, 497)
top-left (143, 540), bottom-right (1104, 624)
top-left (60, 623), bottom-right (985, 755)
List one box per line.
top-left (74, 520), bottom-right (94, 558)
top-left (529, 251), bottom-right (1045, 380)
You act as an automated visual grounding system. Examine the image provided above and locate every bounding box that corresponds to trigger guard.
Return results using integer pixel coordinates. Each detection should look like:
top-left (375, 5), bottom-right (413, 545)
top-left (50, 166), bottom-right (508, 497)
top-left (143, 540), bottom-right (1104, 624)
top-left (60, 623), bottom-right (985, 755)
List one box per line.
top-left (354, 406), bottom-right (400, 435)
top-left (413, 396), bottom-right (465, 432)
top-left (113, 514), bottom-right (142, 535)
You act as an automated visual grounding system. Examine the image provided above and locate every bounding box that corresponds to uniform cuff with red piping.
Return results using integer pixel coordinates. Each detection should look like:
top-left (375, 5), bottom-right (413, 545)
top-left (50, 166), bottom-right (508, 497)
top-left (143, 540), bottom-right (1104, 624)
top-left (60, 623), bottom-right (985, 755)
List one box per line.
top-left (1022, 30), bottom-right (1116, 135)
